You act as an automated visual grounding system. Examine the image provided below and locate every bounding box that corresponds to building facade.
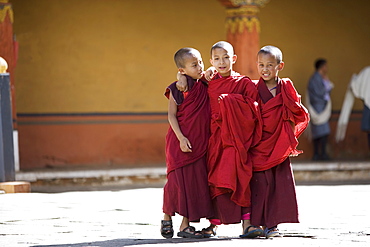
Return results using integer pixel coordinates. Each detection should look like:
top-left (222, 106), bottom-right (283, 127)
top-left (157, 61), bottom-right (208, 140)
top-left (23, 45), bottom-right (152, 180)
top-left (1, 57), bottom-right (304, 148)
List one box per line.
top-left (2, 0), bottom-right (369, 169)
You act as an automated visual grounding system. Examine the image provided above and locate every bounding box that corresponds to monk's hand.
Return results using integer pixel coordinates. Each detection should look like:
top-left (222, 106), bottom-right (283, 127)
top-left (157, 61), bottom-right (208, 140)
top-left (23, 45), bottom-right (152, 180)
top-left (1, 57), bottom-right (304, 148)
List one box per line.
top-left (204, 66), bottom-right (216, 81)
top-left (176, 74), bottom-right (188, 92)
top-left (218, 94), bottom-right (228, 103)
top-left (179, 137), bottom-right (192, 152)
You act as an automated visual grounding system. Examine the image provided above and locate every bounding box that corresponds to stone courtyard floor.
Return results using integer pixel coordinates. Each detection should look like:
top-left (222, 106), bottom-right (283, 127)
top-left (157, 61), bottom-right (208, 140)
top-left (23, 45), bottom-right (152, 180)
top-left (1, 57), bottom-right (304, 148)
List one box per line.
top-left (1, 184), bottom-right (369, 247)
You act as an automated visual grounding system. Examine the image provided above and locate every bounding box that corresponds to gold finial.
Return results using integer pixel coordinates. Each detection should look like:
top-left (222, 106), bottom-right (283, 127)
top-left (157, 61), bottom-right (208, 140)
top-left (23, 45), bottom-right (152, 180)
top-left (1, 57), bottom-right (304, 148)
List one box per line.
top-left (0, 57), bottom-right (8, 73)
top-left (0, 0), bottom-right (9, 3)
top-left (230, 0), bottom-right (269, 7)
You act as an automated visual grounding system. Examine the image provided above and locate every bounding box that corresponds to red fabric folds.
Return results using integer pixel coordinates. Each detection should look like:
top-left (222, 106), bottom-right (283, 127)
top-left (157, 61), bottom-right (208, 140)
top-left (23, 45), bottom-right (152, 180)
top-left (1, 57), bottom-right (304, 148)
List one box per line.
top-left (209, 94), bottom-right (261, 207)
top-left (207, 73), bottom-right (261, 208)
top-left (165, 79), bottom-right (210, 174)
top-left (251, 78), bottom-right (310, 172)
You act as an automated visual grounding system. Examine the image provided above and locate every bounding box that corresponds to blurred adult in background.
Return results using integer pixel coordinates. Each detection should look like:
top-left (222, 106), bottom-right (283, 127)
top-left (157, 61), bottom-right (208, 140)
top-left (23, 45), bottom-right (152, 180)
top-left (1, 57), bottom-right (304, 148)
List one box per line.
top-left (307, 59), bottom-right (334, 161)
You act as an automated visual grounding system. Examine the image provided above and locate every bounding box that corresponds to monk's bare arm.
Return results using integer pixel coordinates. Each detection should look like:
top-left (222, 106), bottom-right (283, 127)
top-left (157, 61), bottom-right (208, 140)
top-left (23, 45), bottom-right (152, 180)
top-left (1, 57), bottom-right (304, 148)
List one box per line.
top-left (168, 92), bottom-right (192, 152)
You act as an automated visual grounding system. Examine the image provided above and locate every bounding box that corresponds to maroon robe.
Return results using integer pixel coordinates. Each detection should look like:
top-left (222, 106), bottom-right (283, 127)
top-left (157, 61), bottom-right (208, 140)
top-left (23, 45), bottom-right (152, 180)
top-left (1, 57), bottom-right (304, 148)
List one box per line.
top-left (250, 77), bottom-right (309, 228)
top-left (207, 72), bottom-right (262, 224)
top-left (163, 75), bottom-right (213, 222)
top-left (164, 76), bottom-right (210, 174)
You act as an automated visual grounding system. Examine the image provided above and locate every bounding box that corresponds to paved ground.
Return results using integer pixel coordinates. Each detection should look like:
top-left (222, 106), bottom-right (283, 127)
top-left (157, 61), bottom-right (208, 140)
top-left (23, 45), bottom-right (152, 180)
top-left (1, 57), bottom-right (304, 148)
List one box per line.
top-left (1, 183), bottom-right (370, 247)
top-left (14, 161), bottom-right (370, 192)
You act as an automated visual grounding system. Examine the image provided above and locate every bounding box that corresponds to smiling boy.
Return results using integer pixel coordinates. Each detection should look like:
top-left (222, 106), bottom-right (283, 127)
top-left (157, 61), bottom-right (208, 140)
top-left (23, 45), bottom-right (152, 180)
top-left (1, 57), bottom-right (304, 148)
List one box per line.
top-left (250, 45), bottom-right (309, 238)
top-left (203, 41), bottom-right (263, 238)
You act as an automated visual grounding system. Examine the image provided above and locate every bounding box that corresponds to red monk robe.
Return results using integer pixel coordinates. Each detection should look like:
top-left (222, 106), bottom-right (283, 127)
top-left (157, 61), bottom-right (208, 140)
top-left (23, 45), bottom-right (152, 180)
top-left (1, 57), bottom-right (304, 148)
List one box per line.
top-left (251, 78), bottom-right (309, 171)
top-left (250, 78), bottom-right (309, 228)
top-left (163, 75), bottom-right (213, 222)
top-left (207, 72), bottom-right (262, 224)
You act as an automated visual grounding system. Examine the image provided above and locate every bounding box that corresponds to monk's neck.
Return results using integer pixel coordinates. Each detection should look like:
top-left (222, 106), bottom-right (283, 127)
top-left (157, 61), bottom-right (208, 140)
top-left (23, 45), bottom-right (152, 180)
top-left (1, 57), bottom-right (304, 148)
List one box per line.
top-left (219, 71), bottom-right (232, 77)
top-left (264, 77), bottom-right (278, 88)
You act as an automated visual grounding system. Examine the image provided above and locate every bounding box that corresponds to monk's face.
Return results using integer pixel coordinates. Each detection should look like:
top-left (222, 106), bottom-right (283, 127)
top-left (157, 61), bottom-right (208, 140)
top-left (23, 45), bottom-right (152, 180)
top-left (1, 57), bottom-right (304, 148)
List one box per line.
top-left (210, 48), bottom-right (237, 77)
top-left (257, 53), bottom-right (284, 83)
top-left (179, 53), bottom-right (204, 80)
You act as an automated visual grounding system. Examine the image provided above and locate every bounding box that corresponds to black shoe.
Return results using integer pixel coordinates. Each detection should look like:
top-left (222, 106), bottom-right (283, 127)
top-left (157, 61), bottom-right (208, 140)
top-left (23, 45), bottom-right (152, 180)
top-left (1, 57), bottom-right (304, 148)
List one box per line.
top-left (321, 154), bottom-right (331, 161)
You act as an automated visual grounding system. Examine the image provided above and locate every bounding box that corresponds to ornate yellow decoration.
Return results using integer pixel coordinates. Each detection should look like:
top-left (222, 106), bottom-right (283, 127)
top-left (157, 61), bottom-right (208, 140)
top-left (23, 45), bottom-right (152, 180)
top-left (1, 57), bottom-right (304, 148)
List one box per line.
top-left (0, 4), bottom-right (13, 23)
top-left (226, 16), bottom-right (260, 33)
top-left (230, 0), bottom-right (269, 7)
top-left (225, 6), bottom-right (261, 33)
top-left (227, 5), bottom-right (260, 16)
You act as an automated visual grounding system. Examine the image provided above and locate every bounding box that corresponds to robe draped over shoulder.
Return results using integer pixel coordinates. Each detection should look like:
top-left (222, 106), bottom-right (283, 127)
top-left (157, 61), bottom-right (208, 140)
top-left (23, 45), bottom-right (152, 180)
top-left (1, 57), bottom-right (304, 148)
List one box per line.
top-left (251, 78), bottom-right (309, 172)
top-left (164, 76), bottom-right (210, 175)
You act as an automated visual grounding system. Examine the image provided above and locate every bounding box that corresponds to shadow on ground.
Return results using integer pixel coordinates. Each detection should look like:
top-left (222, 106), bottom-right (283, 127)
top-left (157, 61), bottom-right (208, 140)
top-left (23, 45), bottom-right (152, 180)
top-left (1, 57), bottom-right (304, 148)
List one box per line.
top-left (32, 237), bottom-right (232, 247)
top-left (31, 234), bottom-right (316, 247)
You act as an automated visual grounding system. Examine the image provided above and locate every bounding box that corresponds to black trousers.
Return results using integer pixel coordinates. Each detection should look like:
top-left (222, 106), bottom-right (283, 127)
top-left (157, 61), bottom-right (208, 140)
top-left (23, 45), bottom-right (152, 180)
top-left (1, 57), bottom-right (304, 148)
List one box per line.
top-left (313, 135), bottom-right (329, 160)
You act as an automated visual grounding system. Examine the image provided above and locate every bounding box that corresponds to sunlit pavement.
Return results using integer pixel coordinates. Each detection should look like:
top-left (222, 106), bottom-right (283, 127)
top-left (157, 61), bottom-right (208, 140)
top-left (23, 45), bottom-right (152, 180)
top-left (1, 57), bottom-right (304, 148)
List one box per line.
top-left (1, 185), bottom-right (369, 247)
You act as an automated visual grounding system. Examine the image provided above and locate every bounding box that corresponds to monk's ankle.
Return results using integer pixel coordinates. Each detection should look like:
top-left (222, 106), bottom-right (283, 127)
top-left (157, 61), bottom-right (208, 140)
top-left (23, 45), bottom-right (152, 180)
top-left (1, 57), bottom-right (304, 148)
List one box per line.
top-left (179, 224), bottom-right (190, 232)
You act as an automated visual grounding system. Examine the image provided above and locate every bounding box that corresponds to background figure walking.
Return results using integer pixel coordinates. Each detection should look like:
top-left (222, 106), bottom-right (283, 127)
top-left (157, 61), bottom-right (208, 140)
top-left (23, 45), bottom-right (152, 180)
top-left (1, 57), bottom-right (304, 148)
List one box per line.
top-left (307, 58), bottom-right (333, 161)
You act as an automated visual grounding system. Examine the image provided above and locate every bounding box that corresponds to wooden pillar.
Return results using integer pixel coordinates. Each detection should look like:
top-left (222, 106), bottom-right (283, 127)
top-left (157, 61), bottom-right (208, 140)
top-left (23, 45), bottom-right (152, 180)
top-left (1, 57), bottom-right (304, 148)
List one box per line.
top-left (0, 0), bottom-right (17, 129)
top-left (218, 0), bottom-right (269, 79)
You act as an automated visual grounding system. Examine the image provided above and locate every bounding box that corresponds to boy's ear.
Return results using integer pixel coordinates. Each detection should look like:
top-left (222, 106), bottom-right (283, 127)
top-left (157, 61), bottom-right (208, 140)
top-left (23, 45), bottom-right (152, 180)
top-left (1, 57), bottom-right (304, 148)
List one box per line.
top-left (232, 54), bottom-right (237, 64)
top-left (209, 58), bottom-right (214, 66)
top-left (178, 68), bottom-right (186, 74)
top-left (278, 61), bottom-right (285, 71)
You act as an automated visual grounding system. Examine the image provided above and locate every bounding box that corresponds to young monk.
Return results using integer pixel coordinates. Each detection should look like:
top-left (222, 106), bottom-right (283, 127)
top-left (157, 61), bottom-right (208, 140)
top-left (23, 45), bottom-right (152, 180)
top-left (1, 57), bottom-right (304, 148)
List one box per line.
top-left (161, 47), bottom-right (213, 239)
top-left (177, 41), bottom-right (263, 238)
top-left (249, 45), bottom-right (309, 238)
